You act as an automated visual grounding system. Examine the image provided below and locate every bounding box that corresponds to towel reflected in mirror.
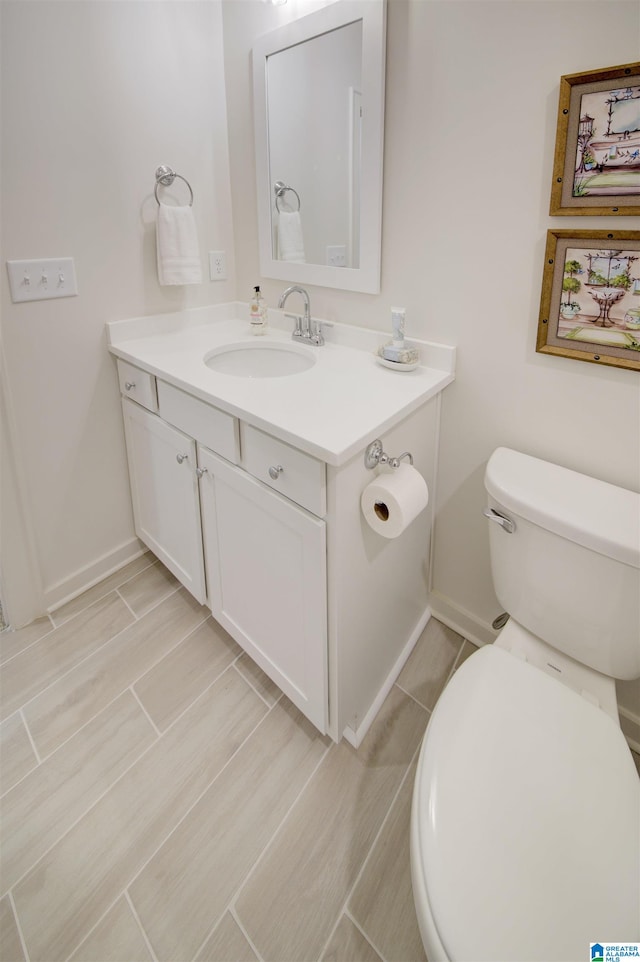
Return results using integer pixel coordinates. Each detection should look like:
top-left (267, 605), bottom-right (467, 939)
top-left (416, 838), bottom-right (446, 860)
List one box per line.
top-left (277, 210), bottom-right (306, 263)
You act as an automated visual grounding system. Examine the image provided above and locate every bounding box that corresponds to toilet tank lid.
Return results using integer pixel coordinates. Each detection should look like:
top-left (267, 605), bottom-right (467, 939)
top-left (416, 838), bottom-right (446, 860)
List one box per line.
top-left (485, 447), bottom-right (640, 568)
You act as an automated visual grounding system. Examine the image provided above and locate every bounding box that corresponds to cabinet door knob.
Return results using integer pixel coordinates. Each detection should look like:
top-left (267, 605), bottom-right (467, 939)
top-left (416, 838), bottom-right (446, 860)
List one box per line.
top-left (124, 381), bottom-right (136, 391)
top-left (269, 464), bottom-right (284, 480)
top-left (176, 453), bottom-right (189, 464)
top-left (195, 467), bottom-right (208, 479)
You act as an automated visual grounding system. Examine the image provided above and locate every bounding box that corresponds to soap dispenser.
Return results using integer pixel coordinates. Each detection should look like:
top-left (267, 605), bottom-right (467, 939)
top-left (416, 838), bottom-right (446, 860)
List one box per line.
top-left (379, 307), bottom-right (420, 365)
top-left (250, 286), bottom-right (268, 335)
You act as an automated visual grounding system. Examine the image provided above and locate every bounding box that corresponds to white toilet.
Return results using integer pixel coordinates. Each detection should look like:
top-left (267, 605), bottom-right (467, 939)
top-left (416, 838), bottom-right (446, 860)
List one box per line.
top-left (411, 447), bottom-right (640, 962)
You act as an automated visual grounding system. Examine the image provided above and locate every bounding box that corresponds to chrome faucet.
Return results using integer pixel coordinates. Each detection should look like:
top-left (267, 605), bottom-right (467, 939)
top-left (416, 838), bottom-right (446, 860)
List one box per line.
top-left (277, 285), bottom-right (324, 346)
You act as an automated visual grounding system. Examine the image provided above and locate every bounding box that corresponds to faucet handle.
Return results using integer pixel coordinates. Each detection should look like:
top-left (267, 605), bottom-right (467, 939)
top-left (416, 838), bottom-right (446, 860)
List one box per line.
top-left (285, 312), bottom-right (305, 339)
top-left (309, 317), bottom-right (333, 345)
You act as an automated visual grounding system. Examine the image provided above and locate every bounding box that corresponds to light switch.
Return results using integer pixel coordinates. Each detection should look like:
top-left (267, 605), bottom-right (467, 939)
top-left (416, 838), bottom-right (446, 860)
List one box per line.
top-left (326, 245), bottom-right (346, 267)
top-left (7, 257), bottom-right (78, 303)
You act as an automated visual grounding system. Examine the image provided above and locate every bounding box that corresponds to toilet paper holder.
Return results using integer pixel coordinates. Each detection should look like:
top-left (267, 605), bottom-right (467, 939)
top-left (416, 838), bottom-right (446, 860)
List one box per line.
top-left (364, 439), bottom-right (414, 470)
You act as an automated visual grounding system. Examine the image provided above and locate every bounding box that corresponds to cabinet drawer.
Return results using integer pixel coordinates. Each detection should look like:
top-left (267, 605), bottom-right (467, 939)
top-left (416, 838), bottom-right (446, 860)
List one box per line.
top-left (241, 424), bottom-right (326, 517)
top-left (157, 380), bottom-right (239, 464)
top-left (117, 360), bottom-right (157, 412)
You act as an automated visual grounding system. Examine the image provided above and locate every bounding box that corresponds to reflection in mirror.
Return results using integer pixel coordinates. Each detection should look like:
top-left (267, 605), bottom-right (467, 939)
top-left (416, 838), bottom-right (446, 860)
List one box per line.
top-left (267, 21), bottom-right (363, 269)
top-left (253, 1), bottom-right (386, 294)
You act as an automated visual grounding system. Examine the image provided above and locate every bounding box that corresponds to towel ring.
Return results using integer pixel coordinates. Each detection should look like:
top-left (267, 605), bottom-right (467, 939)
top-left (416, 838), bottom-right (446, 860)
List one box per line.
top-left (274, 181), bottom-right (301, 213)
top-left (154, 165), bottom-right (194, 206)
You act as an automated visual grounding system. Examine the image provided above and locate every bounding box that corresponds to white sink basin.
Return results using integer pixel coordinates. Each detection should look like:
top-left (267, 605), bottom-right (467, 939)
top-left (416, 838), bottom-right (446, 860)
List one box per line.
top-left (204, 341), bottom-right (316, 378)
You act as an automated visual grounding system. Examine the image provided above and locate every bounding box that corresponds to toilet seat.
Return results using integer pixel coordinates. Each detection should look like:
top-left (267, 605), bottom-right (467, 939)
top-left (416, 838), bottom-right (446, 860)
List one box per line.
top-left (411, 645), bottom-right (640, 962)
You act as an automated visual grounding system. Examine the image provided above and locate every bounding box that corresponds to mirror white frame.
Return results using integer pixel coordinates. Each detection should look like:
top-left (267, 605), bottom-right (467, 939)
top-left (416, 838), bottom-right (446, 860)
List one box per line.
top-left (252, 0), bottom-right (386, 294)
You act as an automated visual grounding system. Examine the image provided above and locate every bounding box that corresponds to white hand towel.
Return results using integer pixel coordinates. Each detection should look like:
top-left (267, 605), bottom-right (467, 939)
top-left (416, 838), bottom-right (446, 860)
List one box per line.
top-left (277, 210), bottom-right (306, 263)
top-left (156, 204), bottom-right (202, 285)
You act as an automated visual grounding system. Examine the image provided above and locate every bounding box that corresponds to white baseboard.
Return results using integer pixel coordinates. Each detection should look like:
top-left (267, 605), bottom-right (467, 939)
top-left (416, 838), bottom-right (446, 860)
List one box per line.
top-left (620, 707), bottom-right (640, 755)
top-left (342, 605), bottom-right (432, 749)
top-left (44, 537), bottom-right (147, 613)
top-left (428, 590), bottom-right (496, 648)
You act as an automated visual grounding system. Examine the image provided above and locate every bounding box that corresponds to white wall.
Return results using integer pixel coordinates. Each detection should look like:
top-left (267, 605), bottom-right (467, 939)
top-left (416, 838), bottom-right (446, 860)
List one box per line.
top-left (1, 1), bottom-right (235, 615)
top-left (223, 0), bottom-right (640, 719)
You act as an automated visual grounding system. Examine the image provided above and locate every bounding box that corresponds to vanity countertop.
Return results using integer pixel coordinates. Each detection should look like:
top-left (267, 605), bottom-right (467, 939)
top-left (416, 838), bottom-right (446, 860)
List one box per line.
top-left (106, 303), bottom-right (455, 466)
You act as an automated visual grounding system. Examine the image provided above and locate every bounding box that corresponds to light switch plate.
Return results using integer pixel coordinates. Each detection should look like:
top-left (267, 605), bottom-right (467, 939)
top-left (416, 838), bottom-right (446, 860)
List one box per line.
top-left (7, 257), bottom-right (78, 303)
top-left (326, 245), bottom-right (346, 268)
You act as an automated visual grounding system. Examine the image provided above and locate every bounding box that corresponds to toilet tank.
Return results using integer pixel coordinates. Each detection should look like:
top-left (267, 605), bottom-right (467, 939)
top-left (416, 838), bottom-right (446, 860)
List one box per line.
top-left (484, 447), bottom-right (640, 681)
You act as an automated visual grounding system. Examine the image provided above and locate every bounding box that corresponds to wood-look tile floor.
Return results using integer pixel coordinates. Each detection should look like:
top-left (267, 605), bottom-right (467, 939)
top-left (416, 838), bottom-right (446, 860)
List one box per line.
top-left (1, 556), bottom-right (637, 962)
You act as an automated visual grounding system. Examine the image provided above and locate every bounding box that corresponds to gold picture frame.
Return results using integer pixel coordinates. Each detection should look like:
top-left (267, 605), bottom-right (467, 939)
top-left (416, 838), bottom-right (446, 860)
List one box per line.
top-left (536, 230), bottom-right (640, 371)
top-left (549, 62), bottom-right (640, 216)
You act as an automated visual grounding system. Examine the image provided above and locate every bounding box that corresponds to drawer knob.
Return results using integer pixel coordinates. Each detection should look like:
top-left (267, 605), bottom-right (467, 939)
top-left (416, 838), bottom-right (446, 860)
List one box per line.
top-left (269, 464), bottom-right (284, 480)
top-left (195, 467), bottom-right (208, 479)
top-left (124, 381), bottom-right (136, 391)
top-left (176, 453), bottom-right (189, 464)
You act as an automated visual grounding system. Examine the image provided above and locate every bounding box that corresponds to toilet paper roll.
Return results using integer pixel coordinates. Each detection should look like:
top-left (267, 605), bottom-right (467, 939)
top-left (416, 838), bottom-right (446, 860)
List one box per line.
top-left (361, 463), bottom-right (429, 539)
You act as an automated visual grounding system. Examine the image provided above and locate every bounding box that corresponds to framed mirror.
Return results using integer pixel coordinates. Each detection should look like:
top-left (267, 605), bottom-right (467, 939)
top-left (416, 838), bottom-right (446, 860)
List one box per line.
top-left (252, 0), bottom-right (386, 294)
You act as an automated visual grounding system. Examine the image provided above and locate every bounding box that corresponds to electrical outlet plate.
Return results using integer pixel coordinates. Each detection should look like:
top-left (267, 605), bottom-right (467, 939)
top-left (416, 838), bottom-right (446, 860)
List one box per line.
top-left (209, 251), bottom-right (227, 281)
top-left (7, 257), bottom-right (78, 303)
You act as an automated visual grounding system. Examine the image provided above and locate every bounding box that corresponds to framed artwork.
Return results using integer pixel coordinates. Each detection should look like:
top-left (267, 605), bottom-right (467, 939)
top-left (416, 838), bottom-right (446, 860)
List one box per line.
top-left (536, 230), bottom-right (640, 371)
top-left (549, 63), bottom-right (640, 215)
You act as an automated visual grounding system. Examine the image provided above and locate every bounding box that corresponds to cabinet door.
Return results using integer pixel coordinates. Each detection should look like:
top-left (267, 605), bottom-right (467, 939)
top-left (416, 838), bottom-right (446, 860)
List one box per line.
top-left (198, 445), bottom-right (327, 733)
top-left (121, 398), bottom-right (206, 604)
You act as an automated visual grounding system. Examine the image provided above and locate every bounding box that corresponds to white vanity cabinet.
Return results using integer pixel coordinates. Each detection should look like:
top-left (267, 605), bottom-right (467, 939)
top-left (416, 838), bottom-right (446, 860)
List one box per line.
top-left (118, 361), bottom-right (329, 732)
top-left (110, 320), bottom-right (454, 747)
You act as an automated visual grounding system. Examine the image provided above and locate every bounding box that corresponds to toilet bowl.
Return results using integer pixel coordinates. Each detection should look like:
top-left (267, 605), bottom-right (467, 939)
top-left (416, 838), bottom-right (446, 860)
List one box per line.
top-left (410, 448), bottom-right (640, 962)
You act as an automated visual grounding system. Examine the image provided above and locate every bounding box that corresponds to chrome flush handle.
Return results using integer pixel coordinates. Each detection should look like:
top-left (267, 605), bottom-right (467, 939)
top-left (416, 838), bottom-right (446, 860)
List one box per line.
top-left (483, 508), bottom-right (515, 534)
